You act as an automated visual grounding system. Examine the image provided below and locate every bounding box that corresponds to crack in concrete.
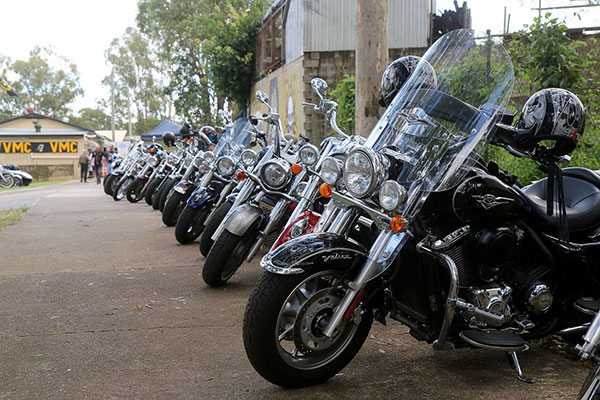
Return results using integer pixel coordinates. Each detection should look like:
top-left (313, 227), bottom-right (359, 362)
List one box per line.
top-left (0, 323), bottom-right (239, 338)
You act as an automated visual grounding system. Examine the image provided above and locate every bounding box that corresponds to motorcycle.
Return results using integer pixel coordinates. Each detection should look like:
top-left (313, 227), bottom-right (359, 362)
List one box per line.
top-left (201, 90), bottom-right (309, 287)
top-left (174, 115), bottom-right (257, 244)
top-left (111, 141), bottom-right (148, 201)
top-left (1, 163), bottom-right (33, 186)
top-left (270, 77), bottom-right (367, 249)
top-left (242, 28), bottom-right (600, 398)
top-left (126, 143), bottom-right (166, 203)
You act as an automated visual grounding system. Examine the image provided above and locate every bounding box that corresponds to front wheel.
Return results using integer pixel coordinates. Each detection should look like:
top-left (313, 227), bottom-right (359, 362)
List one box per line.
top-left (104, 174), bottom-right (117, 196)
top-left (579, 362), bottom-right (600, 399)
top-left (202, 229), bottom-right (255, 287)
top-left (126, 177), bottom-right (146, 203)
top-left (113, 176), bottom-right (134, 201)
top-left (144, 177), bottom-right (162, 206)
top-left (162, 190), bottom-right (186, 227)
top-left (175, 205), bottom-right (210, 244)
top-left (199, 200), bottom-right (233, 257)
top-left (243, 267), bottom-right (373, 388)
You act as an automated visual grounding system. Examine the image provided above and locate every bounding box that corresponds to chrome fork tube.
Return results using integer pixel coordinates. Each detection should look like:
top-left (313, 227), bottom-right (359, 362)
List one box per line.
top-left (140, 168), bottom-right (158, 194)
top-left (322, 230), bottom-right (395, 338)
top-left (578, 312), bottom-right (600, 360)
top-left (212, 181), bottom-right (256, 241)
top-left (287, 175), bottom-right (320, 223)
top-left (246, 199), bottom-right (288, 262)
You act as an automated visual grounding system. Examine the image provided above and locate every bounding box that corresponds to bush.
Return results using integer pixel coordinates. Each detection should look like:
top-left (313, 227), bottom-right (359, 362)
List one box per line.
top-left (331, 75), bottom-right (356, 135)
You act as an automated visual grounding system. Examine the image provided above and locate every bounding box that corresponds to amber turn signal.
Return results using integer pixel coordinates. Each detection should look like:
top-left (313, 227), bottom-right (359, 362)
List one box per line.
top-left (390, 215), bottom-right (404, 232)
top-left (291, 164), bottom-right (302, 175)
top-left (319, 183), bottom-right (332, 198)
top-left (236, 171), bottom-right (246, 181)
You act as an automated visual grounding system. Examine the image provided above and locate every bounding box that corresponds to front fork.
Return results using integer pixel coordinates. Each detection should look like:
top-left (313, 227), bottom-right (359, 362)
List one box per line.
top-left (245, 198), bottom-right (289, 262)
top-left (578, 312), bottom-right (600, 361)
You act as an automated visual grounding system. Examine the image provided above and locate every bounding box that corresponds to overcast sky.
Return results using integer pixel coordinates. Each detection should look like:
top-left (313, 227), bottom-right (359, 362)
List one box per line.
top-left (0, 0), bottom-right (598, 116)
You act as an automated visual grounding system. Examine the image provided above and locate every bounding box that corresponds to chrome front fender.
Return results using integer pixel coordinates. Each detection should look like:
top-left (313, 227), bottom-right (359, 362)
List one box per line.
top-left (260, 232), bottom-right (367, 275)
top-left (223, 203), bottom-right (264, 237)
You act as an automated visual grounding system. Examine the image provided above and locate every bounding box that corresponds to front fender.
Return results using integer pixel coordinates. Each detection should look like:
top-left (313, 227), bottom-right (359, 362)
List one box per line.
top-left (261, 232), bottom-right (367, 275)
top-left (187, 186), bottom-right (216, 208)
top-left (223, 203), bottom-right (263, 236)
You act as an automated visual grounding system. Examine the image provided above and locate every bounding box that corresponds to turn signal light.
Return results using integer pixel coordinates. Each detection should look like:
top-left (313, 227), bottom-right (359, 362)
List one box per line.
top-left (291, 164), bottom-right (302, 175)
top-left (390, 215), bottom-right (405, 232)
top-left (320, 183), bottom-right (332, 198)
top-left (236, 171), bottom-right (246, 181)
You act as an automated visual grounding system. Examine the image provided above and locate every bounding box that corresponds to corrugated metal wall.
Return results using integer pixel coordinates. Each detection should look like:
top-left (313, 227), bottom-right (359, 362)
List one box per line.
top-left (302, 0), bottom-right (432, 52)
top-left (285, 0), bottom-right (304, 62)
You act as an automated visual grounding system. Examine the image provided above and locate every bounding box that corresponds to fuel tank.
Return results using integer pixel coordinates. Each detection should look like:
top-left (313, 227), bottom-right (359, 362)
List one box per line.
top-left (452, 173), bottom-right (528, 223)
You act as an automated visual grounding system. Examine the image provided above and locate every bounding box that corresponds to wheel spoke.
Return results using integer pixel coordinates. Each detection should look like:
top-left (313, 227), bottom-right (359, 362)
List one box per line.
top-left (278, 324), bottom-right (294, 341)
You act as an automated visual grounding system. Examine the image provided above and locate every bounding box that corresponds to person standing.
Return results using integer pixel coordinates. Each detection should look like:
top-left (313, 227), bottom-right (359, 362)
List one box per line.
top-left (78, 150), bottom-right (89, 182)
top-left (106, 144), bottom-right (117, 174)
top-left (92, 145), bottom-right (106, 184)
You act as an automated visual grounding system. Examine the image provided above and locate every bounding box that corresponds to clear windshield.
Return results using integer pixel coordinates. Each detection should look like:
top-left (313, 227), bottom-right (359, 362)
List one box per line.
top-left (214, 118), bottom-right (254, 157)
top-left (365, 29), bottom-right (514, 218)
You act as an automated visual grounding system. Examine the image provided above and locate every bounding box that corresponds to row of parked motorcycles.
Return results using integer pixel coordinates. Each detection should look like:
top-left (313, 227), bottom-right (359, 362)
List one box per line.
top-left (0, 163), bottom-right (33, 188)
top-left (101, 30), bottom-right (600, 399)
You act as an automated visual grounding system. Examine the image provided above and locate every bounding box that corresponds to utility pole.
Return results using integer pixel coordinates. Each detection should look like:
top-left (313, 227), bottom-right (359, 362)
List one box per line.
top-left (128, 91), bottom-right (133, 141)
top-left (355, 0), bottom-right (388, 137)
top-left (110, 70), bottom-right (116, 142)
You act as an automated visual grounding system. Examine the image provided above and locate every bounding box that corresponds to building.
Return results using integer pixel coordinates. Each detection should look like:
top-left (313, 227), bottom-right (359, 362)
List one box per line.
top-left (0, 112), bottom-right (98, 180)
top-left (249, 0), bottom-right (439, 143)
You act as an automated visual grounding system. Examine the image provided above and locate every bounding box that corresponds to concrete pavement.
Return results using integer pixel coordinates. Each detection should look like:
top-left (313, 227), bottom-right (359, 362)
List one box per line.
top-left (0, 181), bottom-right (589, 399)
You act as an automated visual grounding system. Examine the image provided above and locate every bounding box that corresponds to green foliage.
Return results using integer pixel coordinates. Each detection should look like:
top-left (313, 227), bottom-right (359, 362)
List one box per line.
top-left (103, 27), bottom-right (172, 134)
top-left (331, 75), bottom-right (356, 135)
top-left (0, 47), bottom-right (83, 119)
top-left (69, 108), bottom-right (112, 130)
top-left (204, 1), bottom-right (266, 105)
top-left (490, 14), bottom-right (600, 185)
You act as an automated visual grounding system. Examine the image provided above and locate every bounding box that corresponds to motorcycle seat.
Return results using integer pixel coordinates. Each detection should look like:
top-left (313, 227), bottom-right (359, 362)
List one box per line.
top-left (520, 167), bottom-right (600, 233)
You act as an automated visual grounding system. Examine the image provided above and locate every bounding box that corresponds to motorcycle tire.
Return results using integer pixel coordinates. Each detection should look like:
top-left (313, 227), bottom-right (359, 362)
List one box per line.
top-left (175, 204), bottom-right (211, 244)
top-left (152, 178), bottom-right (171, 210)
top-left (0, 174), bottom-right (14, 188)
top-left (144, 177), bottom-right (162, 206)
top-left (199, 200), bottom-right (233, 257)
top-left (202, 229), bottom-right (256, 287)
top-left (579, 362), bottom-right (600, 399)
top-left (159, 179), bottom-right (178, 212)
top-left (243, 266), bottom-right (373, 388)
top-left (126, 177), bottom-right (146, 203)
top-left (113, 176), bottom-right (134, 201)
top-left (104, 174), bottom-right (117, 196)
top-left (162, 190), bottom-right (186, 227)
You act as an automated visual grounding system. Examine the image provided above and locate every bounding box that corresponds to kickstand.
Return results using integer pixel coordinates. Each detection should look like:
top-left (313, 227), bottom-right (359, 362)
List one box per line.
top-left (506, 351), bottom-right (534, 384)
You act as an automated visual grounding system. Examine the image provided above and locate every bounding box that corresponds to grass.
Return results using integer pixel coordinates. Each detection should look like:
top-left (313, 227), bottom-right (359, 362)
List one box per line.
top-left (0, 178), bottom-right (71, 192)
top-left (0, 207), bottom-right (28, 230)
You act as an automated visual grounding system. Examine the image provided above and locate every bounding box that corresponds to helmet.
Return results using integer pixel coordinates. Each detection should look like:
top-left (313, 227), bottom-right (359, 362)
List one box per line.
top-left (179, 122), bottom-right (192, 138)
top-left (162, 131), bottom-right (176, 147)
top-left (379, 56), bottom-right (437, 107)
top-left (516, 88), bottom-right (585, 157)
top-left (200, 125), bottom-right (218, 144)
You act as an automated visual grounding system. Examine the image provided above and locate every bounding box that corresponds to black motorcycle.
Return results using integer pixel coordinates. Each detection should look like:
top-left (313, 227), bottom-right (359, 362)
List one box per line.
top-left (242, 29), bottom-right (600, 399)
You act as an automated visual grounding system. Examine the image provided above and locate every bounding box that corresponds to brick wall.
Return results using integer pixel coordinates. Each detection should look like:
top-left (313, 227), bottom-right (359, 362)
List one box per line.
top-left (302, 47), bottom-right (427, 143)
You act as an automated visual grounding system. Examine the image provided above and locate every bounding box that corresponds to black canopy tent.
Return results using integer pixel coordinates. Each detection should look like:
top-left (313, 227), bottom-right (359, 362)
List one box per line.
top-left (140, 120), bottom-right (182, 142)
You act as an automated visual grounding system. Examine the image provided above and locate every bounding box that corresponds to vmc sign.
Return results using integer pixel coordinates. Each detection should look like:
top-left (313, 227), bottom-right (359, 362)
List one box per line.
top-left (0, 141), bottom-right (78, 153)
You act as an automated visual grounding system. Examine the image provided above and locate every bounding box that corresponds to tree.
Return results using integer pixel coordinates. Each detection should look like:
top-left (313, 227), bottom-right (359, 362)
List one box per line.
top-left (69, 108), bottom-right (112, 130)
top-left (103, 27), bottom-right (172, 134)
top-left (0, 47), bottom-right (83, 119)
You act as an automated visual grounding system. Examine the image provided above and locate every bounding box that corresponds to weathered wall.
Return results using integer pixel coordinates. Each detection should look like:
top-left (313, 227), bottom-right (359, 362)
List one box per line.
top-left (302, 47), bottom-right (426, 143)
top-left (249, 56), bottom-right (304, 142)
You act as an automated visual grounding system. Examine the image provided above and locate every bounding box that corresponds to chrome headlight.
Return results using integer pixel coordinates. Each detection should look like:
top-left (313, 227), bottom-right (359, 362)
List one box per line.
top-left (202, 151), bottom-right (215, 165)
top-left (343, 148), bottom-right (384, 198)
top-left (260, 159), bottom-right (291, 190)
top-left (294, 181), bottom-right (308, 197)
top-left (241, 149), bottom-right (258, 168)
top-left (148, 156), bottom-right (159, 167)
top-left (378, 180), bottom-right (407, 211)
top-left (216, 156), bottom-right (236, 176)
top-left (193, 154), bottom-right (204, 168)
top-left (299, 144), bottom-right (319, 167)
top-left (320, 157), bottom-right (341, 185)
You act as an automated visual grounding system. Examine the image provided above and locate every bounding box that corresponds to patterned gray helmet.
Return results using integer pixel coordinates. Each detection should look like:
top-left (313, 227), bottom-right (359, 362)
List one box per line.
top-left (379, 56), bottom-right (436, 107)
top-left (517, 88), bottom-right (585, 156)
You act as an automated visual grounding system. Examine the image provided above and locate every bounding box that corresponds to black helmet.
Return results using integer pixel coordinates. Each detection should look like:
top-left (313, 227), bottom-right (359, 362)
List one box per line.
top-left (200, 125), bottom-right (218, 144)
top-left (162, 131), bottom-right (176, 147)
top-left (179, 122), bottom-right (192, 138)
top-left (379, 56), bottom-right (437, 107)
top-left (516, 88), bottom-right (585, 157)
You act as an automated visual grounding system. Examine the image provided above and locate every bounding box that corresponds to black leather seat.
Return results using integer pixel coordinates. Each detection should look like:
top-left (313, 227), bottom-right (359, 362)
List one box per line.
top-left (519, 167), bottom-right (600, 233)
